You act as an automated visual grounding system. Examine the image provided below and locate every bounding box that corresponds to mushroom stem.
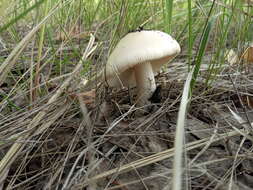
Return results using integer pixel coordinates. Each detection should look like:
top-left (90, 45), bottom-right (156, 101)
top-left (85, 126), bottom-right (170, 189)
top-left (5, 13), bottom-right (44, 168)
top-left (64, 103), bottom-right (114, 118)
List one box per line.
top-left (134, 62), bottom-right (156, 106)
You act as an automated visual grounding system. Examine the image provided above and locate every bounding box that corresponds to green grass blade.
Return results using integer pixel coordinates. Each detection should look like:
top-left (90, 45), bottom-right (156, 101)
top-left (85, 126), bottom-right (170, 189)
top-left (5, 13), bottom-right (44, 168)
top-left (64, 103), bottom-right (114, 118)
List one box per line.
top-left (0, 0), bottom-right (46, 33)
top-left (190, 2), bottom-right (219, 89)
top-left (34, 0), bottom-right (50, 99)
top-left (163, 0), bottom-right (173, 33)
top-left (187, 0), bottom-right (193, 67)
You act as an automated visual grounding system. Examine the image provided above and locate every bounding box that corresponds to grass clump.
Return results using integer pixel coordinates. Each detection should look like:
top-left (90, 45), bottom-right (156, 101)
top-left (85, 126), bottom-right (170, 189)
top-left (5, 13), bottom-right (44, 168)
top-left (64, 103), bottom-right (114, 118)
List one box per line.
top-left (0, 0), bottom-right (253, 189)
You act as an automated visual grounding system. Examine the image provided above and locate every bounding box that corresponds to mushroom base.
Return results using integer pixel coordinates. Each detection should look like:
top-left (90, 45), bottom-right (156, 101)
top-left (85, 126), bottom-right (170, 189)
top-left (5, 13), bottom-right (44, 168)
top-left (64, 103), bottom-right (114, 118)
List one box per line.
top-left (135, 62), bottom-right (156, 106)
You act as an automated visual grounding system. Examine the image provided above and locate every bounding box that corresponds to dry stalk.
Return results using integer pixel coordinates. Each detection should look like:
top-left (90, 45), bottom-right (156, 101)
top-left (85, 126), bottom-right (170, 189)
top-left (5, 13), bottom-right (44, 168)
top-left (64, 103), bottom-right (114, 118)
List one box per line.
top-left (0, 34), bottom-right (97, 178)
top-left (75, 129), bottom-right (244, 189)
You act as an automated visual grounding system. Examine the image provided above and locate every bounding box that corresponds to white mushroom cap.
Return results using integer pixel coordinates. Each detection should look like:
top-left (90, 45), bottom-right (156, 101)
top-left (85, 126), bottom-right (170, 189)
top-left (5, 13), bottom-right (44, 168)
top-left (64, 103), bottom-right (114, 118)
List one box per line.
top-left (104, 30), bottom-right (180, 106)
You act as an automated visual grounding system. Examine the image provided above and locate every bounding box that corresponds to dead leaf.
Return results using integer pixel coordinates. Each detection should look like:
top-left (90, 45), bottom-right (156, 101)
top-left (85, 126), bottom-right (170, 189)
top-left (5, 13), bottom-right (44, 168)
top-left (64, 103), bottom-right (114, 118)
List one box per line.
top-left (241, 44), bottom-right (253, 63)
top-left (69, 89), bottom-right (96, 104)
top-left (76, 89), bottom-right (96, 104)
top-left (226, 49), bottom-right (239, 65)
top-left (241, 95), bottom-right (253, 109)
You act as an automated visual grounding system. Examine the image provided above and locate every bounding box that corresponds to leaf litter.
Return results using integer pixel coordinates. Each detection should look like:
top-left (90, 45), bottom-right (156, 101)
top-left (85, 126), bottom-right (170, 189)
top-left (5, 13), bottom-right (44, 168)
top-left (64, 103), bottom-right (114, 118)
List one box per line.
top-left (1, 41), bottom-right (253, 190)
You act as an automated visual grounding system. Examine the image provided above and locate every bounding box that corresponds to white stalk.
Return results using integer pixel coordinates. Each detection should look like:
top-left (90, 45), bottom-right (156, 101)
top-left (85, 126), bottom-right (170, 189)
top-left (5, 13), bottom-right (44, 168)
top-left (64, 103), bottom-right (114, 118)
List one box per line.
top-left (134, 62), bottom-right (156, 106)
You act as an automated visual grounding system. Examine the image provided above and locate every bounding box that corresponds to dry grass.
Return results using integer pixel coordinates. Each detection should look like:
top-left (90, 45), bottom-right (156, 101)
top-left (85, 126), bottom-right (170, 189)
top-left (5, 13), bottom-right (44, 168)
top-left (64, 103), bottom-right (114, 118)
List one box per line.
top-left (1, 42), bottom-right (253, 189)
top-left (1, 1), bottom-right (253, 189)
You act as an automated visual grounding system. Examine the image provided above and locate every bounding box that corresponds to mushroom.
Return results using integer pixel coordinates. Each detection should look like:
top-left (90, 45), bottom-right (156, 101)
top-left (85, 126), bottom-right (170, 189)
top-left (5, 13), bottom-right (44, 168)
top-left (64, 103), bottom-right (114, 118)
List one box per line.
top-left (104, 30), bottom-right (180, 106)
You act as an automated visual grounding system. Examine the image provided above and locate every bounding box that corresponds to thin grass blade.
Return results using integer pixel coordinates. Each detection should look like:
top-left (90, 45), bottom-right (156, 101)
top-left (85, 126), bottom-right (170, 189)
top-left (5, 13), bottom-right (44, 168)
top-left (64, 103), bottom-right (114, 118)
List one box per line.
top-left (172, 67), bottom-right (194, 190)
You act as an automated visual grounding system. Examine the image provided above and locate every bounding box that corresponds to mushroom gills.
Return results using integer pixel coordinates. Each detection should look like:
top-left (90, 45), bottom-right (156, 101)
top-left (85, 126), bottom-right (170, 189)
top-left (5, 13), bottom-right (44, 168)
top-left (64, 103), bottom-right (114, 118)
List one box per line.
top-left (134, 62), bottom-right (156, 106)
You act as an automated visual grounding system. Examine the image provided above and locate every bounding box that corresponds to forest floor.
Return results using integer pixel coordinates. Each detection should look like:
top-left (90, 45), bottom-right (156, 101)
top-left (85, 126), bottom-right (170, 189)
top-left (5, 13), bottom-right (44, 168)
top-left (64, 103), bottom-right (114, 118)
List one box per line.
top-left (1, 30), bottom-right (253, 190)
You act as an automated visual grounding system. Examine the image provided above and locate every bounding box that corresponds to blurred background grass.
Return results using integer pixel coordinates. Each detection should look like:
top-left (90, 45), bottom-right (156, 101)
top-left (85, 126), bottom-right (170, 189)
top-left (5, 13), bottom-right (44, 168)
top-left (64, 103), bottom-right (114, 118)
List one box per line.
top-left (0, 0), bottom-right (252, 84)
